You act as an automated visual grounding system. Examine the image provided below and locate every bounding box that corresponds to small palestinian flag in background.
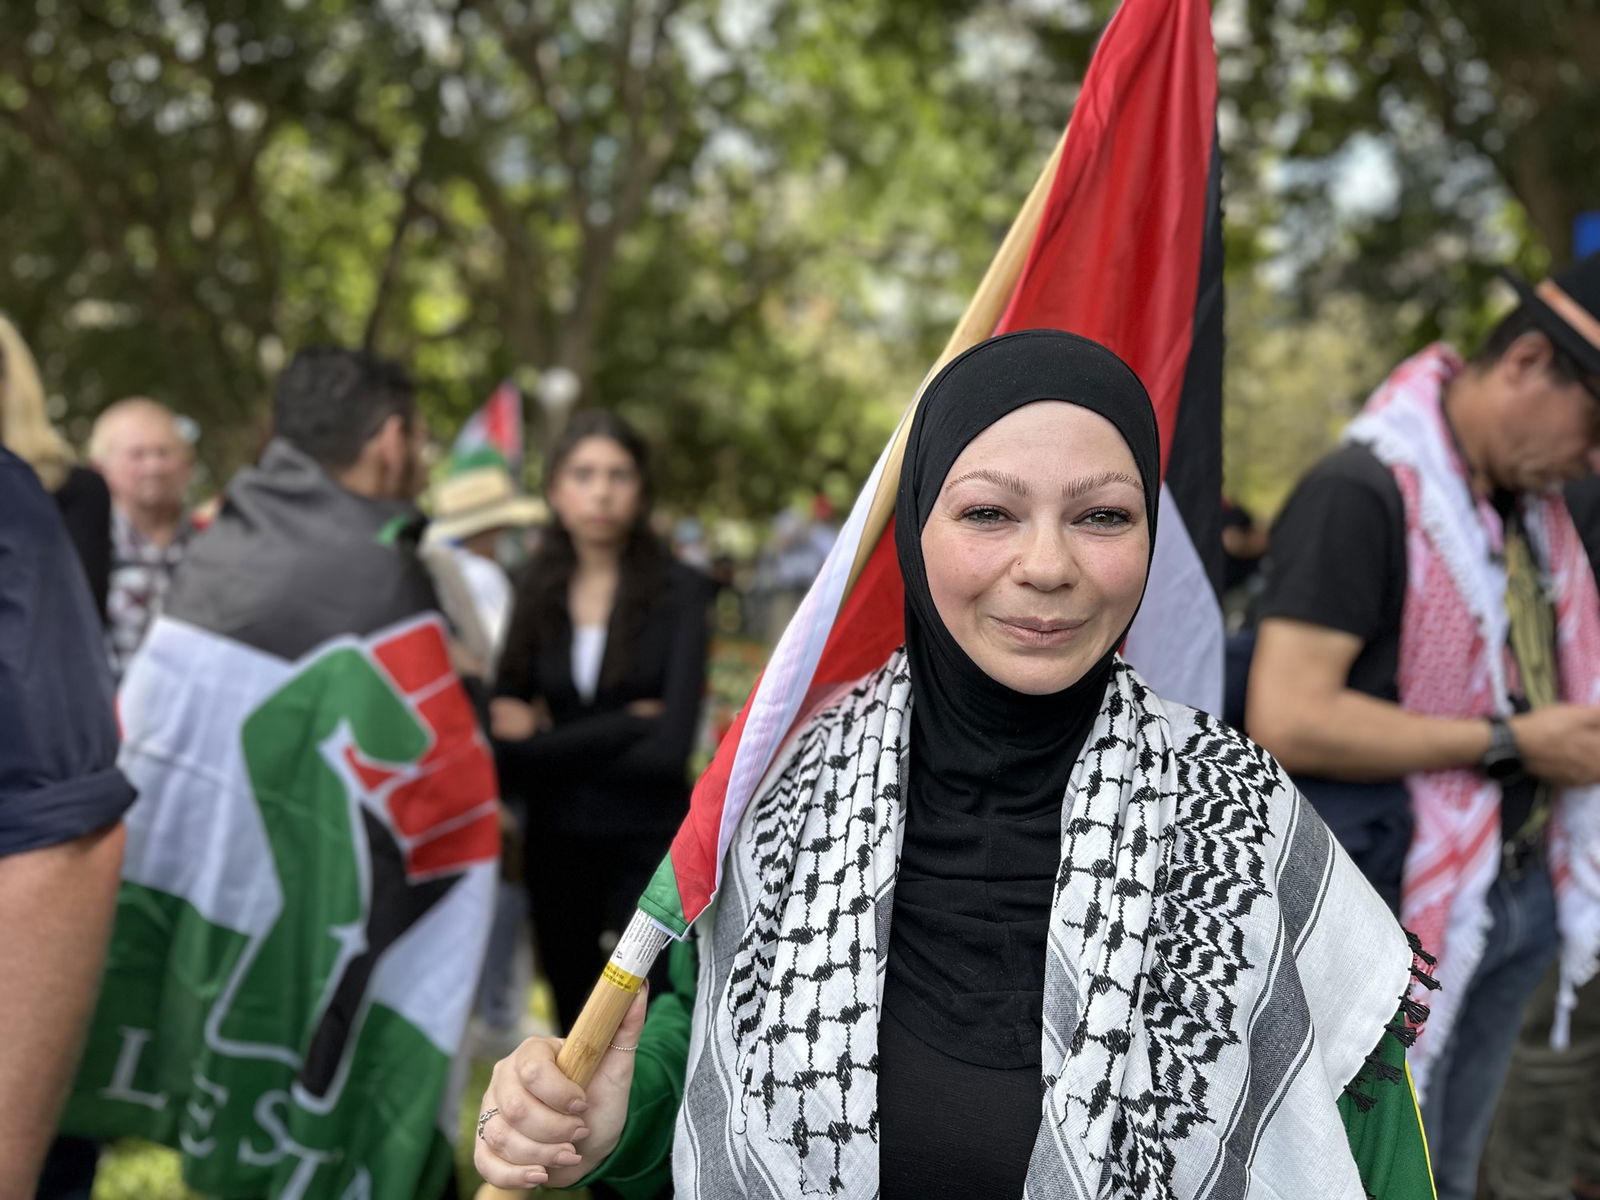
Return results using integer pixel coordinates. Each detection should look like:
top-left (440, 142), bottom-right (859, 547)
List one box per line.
top-left (451, 379), bottom-right (525, 477)
top-left (643, 0), bottom-right (1224, 937)
top-left (60, 444), bottom-right (500, 1198)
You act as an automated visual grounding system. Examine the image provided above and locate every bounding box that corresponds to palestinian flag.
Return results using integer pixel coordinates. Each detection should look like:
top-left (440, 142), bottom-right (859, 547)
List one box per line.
top-left (641, 0), bottom-right (1222, 937)
top-left (450, 380), bottom-right (524, 477)
top-left (60, 441), bottom-right (500, 1198)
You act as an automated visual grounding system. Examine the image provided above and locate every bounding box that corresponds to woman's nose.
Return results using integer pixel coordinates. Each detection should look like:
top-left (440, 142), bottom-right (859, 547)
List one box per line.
top-left (1010, 524), bottom-right (1080, 590)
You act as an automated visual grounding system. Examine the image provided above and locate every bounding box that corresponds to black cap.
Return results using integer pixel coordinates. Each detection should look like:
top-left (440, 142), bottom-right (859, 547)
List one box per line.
top-left (1500, 251), bottom-right (1600, 379)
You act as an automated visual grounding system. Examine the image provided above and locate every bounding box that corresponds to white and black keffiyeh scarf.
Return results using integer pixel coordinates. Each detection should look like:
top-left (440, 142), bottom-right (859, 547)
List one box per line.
top-left (675, 652), bottom-right (1420, 1199)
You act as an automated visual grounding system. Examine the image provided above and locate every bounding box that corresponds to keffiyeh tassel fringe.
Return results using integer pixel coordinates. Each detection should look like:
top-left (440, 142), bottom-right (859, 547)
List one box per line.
top-left (1343, 928), bottom-right (1437, 1113)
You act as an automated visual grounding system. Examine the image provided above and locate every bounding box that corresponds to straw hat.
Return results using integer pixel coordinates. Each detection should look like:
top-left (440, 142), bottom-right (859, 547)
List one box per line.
top-left (428, 465), bottom-right (544, 542)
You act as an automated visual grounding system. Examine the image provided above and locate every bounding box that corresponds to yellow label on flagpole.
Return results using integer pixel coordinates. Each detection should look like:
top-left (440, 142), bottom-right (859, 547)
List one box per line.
top-left (602, 962), bottom-right (645, 993)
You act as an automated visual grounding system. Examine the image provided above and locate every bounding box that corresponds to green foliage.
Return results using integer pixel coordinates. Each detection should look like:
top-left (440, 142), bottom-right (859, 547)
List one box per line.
top-left (1221, 278), bottom-right (1393, 515)
top-left (1230, 0), bottom-right (1598, 353)
top-left (0, 0), bottom-right (1095, 514)
top-left (0, 0), bottom-right (1585, 516)
top-left (93, 1140), bottom-right (191, 1200)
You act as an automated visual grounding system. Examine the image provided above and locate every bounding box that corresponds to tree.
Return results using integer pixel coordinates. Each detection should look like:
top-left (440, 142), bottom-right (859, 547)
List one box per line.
top-left (1228, 0), bottom-right (1599, 350)
top-left (1220, 278), bottom-right (1393, 515)
top-left (0, 0), bottom-right (1099, 512)
top-left (23, 0), bottom-right (1573, 521)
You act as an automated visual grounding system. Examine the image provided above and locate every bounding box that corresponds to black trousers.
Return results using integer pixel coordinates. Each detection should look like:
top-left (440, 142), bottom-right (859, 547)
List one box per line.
top-left (524, 826), bottom-right (674, 1033)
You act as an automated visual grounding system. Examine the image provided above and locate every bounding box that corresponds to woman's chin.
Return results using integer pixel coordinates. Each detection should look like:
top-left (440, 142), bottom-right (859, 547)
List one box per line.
top-left (976, 647), bottom-right (1099, 696)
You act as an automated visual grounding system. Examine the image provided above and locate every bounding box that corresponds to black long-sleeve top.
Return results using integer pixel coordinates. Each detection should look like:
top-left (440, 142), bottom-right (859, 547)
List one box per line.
top-left (494, 560), bottom-right (712, 839)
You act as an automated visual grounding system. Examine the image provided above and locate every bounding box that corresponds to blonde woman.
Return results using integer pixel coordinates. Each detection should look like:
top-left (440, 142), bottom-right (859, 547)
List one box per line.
top-left (0, 315), bottom-right (111, 618)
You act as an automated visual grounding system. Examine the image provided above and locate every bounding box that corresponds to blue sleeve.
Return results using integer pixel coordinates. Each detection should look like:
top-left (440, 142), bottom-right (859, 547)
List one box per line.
top-left (0, 451), bottom-right (136, 854)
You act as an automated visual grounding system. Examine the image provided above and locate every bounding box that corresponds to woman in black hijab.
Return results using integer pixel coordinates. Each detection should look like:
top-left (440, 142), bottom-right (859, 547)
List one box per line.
top-left (474, 331), bottom-right (1434, 1200)
top-left (880, 329), bottom-right (1162, 1195)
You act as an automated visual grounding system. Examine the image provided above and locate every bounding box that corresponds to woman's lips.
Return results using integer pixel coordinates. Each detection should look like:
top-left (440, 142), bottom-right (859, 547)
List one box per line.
top-left (992, 617), bottom-right (1086, 647)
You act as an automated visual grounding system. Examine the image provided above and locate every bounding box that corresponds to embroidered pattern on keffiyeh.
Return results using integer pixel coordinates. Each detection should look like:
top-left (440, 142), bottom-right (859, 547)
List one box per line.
top-left (674, 651), bottom-right (1414, 1200)
top-left (1344, 343), bottom-right (1600, 1086)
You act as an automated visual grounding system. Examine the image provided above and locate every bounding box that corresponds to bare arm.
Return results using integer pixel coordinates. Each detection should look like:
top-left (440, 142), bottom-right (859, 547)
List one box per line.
top-left (1247, 618), bottom-right (1492, 780)
top-left (0, 821), bottom-right (125, 1194)
top-left (1248, 619), bottom-right (1600, 786)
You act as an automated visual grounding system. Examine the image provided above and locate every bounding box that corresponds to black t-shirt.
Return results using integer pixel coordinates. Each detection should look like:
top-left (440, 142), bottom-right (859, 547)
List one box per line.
top-left (1257, 442), bottom-right (1546, 847)
top-left (1256, 443), bottom-right (1407, 705)
top-left (878, 986), bottom-right (1040, 1200)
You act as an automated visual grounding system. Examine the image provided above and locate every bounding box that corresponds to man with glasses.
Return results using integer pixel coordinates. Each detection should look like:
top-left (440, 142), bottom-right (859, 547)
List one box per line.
top-left (1246, 252), bottom-right (1600, 1200)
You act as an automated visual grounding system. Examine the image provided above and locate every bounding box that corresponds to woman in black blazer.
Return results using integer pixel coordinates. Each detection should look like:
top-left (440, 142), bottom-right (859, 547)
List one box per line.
top-left (491, 411), bottom-right (710, 1031)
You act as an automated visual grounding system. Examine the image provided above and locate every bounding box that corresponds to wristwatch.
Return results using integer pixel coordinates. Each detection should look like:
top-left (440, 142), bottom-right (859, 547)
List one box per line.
top-left (1481, 716), bottom-right (1525, 783)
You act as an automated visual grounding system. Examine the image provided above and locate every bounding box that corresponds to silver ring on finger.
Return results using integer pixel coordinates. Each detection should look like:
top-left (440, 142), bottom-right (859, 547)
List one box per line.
top-left (476, 1107), bottom-right (499, 1141)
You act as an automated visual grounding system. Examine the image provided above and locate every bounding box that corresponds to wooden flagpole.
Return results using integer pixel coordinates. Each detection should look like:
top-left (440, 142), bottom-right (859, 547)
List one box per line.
top-left (475, 126), bottom-right (1067, 1200)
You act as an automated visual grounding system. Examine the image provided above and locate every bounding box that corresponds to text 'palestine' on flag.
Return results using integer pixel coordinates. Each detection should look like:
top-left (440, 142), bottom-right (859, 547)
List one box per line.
top-left (62, 440), bottom-right (501, 1198)
top-left (641, 0), bottom-right (1225, 939)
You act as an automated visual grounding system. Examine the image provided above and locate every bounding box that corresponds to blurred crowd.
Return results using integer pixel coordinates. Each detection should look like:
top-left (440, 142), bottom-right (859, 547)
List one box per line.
top-left (4, 249), bottom-right (1600, 1200)
top-left (0, 311), bottom-right (836, 1200)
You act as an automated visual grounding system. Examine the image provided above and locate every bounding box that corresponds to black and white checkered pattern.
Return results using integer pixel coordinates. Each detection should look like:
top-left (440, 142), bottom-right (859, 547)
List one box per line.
top-left (678, 651), bottom-right (1412, 1200)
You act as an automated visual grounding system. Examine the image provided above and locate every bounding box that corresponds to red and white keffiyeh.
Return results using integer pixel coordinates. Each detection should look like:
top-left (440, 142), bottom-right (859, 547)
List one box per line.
top-left (1344, 343), bottom-right (1600, 1096)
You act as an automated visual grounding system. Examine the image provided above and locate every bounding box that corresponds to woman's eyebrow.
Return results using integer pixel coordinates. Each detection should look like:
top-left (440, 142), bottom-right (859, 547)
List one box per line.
top-left (941, 468), bottom-right (1144, 500)
top-left (942, 468), bottom-right (1030, 497)
top-left (1062, 470), bottom-right (1142, 500)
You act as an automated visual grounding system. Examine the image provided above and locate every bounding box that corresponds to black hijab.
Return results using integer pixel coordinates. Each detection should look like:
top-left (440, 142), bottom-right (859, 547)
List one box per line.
top-left (882, 328), bottom-right (1161, 1068)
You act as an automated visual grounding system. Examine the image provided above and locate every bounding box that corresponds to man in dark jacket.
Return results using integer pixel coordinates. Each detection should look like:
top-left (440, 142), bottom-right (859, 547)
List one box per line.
top-left (51, 348), bottom-right (494, 1200)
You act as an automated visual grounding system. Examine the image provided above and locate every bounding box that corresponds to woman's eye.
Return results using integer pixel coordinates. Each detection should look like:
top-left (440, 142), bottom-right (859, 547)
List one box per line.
top-left (959, 506), bottom-right (1010, 525)
top-left (1080, 507), bottom-right (1132, 528)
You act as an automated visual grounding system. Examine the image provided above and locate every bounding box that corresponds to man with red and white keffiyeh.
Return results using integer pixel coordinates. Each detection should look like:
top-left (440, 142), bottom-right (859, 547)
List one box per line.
top-left (1248, 252), bottom-right (1600, 1200)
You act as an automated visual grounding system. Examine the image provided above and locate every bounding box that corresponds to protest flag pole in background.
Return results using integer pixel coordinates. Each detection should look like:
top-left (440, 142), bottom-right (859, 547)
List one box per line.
top-left (450, 379), bottom-right (525, 476)
top-left (542, 0), bottom-right (1224, 1098)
